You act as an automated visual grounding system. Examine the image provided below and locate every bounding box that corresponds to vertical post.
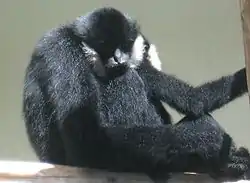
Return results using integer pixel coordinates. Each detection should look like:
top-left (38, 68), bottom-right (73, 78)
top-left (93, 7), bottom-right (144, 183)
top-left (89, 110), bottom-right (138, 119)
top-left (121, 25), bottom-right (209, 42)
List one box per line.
top-left (240, 0), bottom-right (250, 103)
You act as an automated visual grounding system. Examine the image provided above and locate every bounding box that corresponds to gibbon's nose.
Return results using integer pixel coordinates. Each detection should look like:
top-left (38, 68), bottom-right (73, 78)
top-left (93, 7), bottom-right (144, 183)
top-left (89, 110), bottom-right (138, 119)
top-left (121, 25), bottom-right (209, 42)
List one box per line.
top-left (114, 48), bottom-right (129, 64)
top-left (105, 48), bottom-right (130, 68)
top-left (107, 57), bottom-right (119, 66)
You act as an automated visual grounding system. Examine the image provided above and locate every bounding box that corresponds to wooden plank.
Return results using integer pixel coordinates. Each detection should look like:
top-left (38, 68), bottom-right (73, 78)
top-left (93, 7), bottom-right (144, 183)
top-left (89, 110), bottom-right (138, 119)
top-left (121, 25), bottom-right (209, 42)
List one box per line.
top-left (0, 161), bottom-right (248, 183)
top-left (240, 0), bottom-right (250, 102)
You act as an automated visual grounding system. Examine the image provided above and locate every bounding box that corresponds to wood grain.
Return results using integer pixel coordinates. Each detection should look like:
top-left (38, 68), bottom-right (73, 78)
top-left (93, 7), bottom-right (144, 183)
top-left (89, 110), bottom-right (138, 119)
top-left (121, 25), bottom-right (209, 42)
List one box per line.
top-left (0, 161), bottom-right (248, 183)
top-left (240, 0), bottom-right (250, 103)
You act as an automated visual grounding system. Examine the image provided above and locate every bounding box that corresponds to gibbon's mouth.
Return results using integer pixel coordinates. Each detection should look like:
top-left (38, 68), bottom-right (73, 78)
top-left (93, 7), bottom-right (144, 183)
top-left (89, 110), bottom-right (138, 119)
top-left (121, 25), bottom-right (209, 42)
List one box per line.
top-left (105, 49), bottom-right (122, 66)
top-left (105, 56), bottom-right (120, 69)
top-left (113, 55), bottom-right (119, 63)
top-left (103, 48), bottom-right (130, 70)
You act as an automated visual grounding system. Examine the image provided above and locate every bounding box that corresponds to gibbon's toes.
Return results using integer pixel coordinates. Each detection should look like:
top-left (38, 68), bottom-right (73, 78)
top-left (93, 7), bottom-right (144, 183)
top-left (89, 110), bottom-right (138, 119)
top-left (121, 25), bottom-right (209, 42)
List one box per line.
top-left (241, 152), bottom-right (250, 180)
top-left (220, 154), bottom-right (250, 181)
top-left (226, 162), bottom-right (249, 178)
top-left (242, 168), bottom-right (250, 180)
top-left (209, 155), bottom-right (249, 181)
top-left (231, 147), bottom-right (250, 180)
top-left (233, 147), bottom-right (250, 158)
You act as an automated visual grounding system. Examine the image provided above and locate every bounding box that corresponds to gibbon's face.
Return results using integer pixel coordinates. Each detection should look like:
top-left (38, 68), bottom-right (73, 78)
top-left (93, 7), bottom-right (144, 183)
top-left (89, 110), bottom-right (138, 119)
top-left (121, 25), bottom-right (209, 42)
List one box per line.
top-left (113, 34), bottom-right (162, 71)
top-left (84, 33), bottom-right (163, 78)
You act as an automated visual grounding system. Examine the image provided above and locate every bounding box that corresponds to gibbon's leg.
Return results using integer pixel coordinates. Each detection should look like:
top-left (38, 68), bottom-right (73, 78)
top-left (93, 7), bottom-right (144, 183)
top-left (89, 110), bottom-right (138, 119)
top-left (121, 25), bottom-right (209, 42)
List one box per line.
top-left (175, 114), bottom-right (250, 180)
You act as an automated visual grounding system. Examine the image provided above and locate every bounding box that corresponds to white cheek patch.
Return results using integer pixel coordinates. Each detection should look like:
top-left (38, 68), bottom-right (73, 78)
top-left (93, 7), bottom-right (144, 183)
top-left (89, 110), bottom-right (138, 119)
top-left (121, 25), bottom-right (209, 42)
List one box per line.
top-left (130, 35), bottom-right (162, 71)
top-left (148, 44), bottom-right (162, 71)
top-left (132, 35), bottom-right (144, 61)
top-left (130, 35), bottom-right (145, 68)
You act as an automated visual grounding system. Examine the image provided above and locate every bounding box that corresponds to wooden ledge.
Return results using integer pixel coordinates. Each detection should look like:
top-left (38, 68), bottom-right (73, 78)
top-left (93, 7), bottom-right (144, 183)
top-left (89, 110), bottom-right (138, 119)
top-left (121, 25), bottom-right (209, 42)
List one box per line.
top-left (0, 161), bottom-right (248, 183)
top-left (240, 0), bottom-right (250, 98)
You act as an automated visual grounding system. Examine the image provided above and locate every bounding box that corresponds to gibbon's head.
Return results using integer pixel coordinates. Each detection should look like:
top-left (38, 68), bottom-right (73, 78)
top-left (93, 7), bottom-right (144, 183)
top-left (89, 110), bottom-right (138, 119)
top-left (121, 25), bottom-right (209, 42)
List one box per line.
top-left (75, 7), bottom-right (162, 71)
top-left (114, 34), bottom-right (162, 71)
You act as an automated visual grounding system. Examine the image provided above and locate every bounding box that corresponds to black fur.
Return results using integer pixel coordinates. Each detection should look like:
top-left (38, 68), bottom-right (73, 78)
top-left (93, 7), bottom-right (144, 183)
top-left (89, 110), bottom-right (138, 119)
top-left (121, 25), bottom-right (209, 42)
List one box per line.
top-left (23, 7), bottom-right (250, 182)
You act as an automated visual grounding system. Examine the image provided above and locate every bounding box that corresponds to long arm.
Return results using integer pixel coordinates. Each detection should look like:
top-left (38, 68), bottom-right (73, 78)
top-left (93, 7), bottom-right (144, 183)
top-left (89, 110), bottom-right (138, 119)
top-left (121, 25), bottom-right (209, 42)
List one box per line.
top-left (137, 63), bottom-right (247, 116)
top-left (23, 26), bottom-right (96, 163)
top-left (189, 68), bottom-right (247, 116)
top-left (31, 26), bottom-right (96, 121)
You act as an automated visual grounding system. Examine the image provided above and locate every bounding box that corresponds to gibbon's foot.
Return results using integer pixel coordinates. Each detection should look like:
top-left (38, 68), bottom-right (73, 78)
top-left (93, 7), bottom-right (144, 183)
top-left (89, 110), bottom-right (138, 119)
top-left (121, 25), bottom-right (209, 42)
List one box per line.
top-left (211, 147), bottom-right (250, 181)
